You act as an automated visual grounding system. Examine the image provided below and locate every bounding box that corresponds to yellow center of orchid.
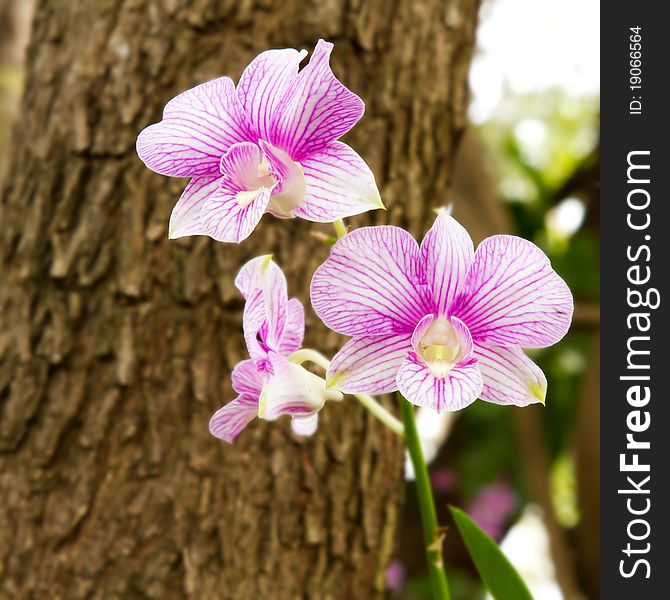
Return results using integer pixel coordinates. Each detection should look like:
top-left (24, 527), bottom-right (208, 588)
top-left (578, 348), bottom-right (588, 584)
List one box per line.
top-left (419, 317), bottom-right (462, 378)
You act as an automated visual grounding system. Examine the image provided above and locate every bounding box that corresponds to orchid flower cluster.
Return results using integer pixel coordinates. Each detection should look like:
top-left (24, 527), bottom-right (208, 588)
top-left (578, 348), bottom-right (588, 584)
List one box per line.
top-left (137, 39), bottom-right (573, 445)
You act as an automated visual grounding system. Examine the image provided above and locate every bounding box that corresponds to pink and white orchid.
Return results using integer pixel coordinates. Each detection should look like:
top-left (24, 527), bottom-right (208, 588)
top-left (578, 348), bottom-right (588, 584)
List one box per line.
top-left (310, 211), bottom-right (573, 412)
top-left (137, 40), bottom-right (383, 244)
top-left (209, 255), bottom-right (341, 443)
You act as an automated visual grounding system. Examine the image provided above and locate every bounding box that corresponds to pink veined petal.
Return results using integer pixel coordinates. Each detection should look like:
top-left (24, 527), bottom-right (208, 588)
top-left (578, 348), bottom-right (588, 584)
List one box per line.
top-left (451, 235), bottom-right (574, 348)
top-left (475, 342), bottom-right (547, 407)
top-left (278, 298), bottom-right (305, 356)
top-left (137, 76), bottom-right (250, 178)
top-left (292, 141), bottom-right (384, 222)
top-left (231, 359), bottom-right (264, 398)
top-left (420, 211), bottom-right (474, 315)
top-left (242, 289), bottom-right (272, 368)
top-left (257, 140), bottom-right (300, 196)
top-left (290, 413), bottom-right (319, 436)
top-left (237, 48), bottom-right (306, 143)
top-left (310, 226), bottom-right (432, 336)
top-left (200, 142), bottom-right (276, 243)
top-left (257, 140), bottom-right (307, 218)
top-left (327, 332), bottom-right (413, 394)
top-left (396, 352), bottom-right (483, 413)
top-left (238, 258), bottom-right (289, 356)
top-left (209, 394), bottom-right (259, 443)
top-left (272, 39), bottom-right (365, 160)
top-left (168, 175), bottom-right (221, 239)
top-left (451, 316), bottom-right (475, 359)
top-left (200, 183), bottom-right (272, 243)
top-left (219, 141), bottom-right (267, 190)
top-left (258, 358), bottom-right (326, 421)
top-left (235, 254), bottom-right (287, 300)
top-left (410, 314), bottom-right (435, 354)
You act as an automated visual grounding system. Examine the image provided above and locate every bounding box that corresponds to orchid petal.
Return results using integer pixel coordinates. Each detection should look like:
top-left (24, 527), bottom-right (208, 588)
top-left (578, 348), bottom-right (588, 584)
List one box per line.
top-left (235, 254), bottom-right (286, 300)
top-left (410, 314), bottom-right (435, 354)
top-left (258, 359), bottom-right (330, 421)
top-left (273, 40), bottom-right (364, 160)
top-left (242, 289), bottom-right (273, 369)
top-left (209, 394), bottom-right (258, 443)
top-left (420, 211), bottom-right (474, 315)
top-left (200, 142), bottom-right (275, 243)
top-left (278, 298), bottom-right (305, 355)
top-left (200, 184), bottom-right (272, 243)
top-left (290, 414), bottom-right (319, 437)
top-left (137, 77), bottom-right (249, 177)
top-left (396, 352), bottom-right (483, 413)
top-left (311, 226), bottom-right (431, 336)
top-left (237, 48), bottom-right (306, 142)
top-left (451, 316), bottom-right (475, 358)
top-left (452, 235), bottom-right (574, 348)
top-left (168, 175), bottom-right (221, 239)
top-left (292, 141), bottom-right (383, 222)
top-left (475, 343), bottom-right (547, 407)
top-left (237, 255), bottom-right (290, 356)
top-left (258, 140), bottom-right (306, 218)
top-left (327, 333), bottom-right (412, 394)
top-left (231, 359), bottom-right (264, 398)
top-left (219, 141), bottom-right (267, 189)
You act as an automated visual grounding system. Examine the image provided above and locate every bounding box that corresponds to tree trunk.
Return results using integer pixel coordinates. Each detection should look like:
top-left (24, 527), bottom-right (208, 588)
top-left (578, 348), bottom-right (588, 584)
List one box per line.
top-left (0, 1), bottom-right (480, 598)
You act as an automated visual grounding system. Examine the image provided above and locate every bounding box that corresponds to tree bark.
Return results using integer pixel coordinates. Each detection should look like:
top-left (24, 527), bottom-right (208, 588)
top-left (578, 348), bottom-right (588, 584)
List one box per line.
top-left (0, 1), bottom-right (480, 598)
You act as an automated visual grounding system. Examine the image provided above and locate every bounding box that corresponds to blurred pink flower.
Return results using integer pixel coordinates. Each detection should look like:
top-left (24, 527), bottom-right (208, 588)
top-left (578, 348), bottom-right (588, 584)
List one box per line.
top-left (137, 40), bottom-right (382, 244)
top-left (467, 481), bottom-right (518, 541)
top-left (386, 560), bottom-right (407, 591)
top-left (430, 468), bottom-right (458, 494)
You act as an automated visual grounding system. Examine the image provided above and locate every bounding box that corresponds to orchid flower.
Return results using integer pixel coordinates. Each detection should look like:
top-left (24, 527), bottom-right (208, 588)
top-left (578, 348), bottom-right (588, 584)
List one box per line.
top-left (209, 255), bottom-right (341, 443)
top-left (310, 211), bottom-right (573, 412)
top-left (137, 40), bottom-right (383, 244)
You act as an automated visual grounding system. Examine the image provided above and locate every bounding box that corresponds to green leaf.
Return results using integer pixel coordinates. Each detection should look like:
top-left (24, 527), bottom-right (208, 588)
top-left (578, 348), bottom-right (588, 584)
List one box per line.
top-left (449, 506), bottom-right (533, 600)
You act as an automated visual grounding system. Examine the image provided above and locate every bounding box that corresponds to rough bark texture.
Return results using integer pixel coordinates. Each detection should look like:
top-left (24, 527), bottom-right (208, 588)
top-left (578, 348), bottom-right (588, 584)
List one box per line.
top-left (0, 1), bottom-right (480, 598)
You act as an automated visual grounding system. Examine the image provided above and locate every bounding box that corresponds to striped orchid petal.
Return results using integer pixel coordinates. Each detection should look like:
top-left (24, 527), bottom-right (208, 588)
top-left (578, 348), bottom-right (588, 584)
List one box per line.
top-left (200, 142), bottom-right (275, 243)
top-left (475, 343), bottom-right (547, 407)
top-left (451, 235), bottom-right (574, 348)
top-left (137, 77), bottom-right (249, 178)
top-left (231, 359), bottom-right (264, 397)
top-left (258, 358), bottom-right (342, 422)
top-left (273, 40), bottom-right (364, 161)
top-left (242, 289), bottom-right (271, 369)
top-left (327, 333), bottom-right (413, 394)
top-left (235, 254), bottom-right (286, 299)
top-left (396, 351), bottom-right (483, 413)
top-left (292, 141), bottom-right (384, 222)
top-left (420, 210), bottom-right (474, 315)
top-left (237, 256), bottom-right (290, 362)
top-left (237, 48), bottom-right (307, 143)
top-left (278, 298), bottom-right (305, 356)
top-left (200, 185), bottom-right (272, 244)
top-left (209, 394), bottom-right (259, 443)
top-left (168, 175), bottom-right (221, 239)
top-left (311, 226), bottom-right (432, 336)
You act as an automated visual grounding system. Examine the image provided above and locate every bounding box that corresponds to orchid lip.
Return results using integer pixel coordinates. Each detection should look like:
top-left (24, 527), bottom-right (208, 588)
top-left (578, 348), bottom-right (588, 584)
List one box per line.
top-left (417, 316), bottom-right (463, 378)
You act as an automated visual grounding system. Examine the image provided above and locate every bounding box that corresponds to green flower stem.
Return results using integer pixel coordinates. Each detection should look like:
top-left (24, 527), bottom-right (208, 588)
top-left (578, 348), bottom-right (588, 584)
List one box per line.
top-left (400, 394), bottom-right (450, 600)
top-left (333, 219), bottom-right (348, 239)
top-left (288, 349), bottom-right (404, 436)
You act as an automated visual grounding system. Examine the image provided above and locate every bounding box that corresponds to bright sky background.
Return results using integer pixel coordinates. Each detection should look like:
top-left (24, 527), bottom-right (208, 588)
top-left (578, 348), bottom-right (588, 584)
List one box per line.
top-left (469, 0), bottom-right (600, 123)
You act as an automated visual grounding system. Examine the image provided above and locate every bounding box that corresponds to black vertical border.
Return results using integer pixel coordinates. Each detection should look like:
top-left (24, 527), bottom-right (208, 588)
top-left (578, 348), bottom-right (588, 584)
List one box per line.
top-left (601, 3), bottom-right (669, 597)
